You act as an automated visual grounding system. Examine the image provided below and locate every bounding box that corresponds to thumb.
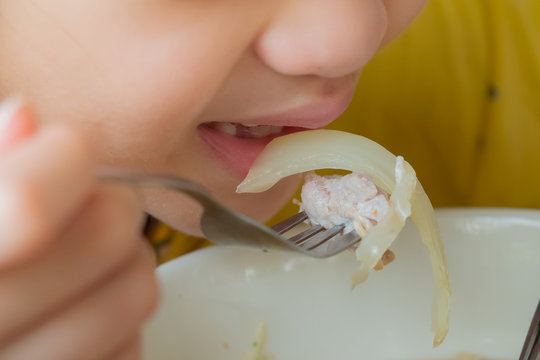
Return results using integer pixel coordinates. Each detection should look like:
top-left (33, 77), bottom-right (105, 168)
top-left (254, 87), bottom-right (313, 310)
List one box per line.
top-left (0, 96), bottom-right (38, 152)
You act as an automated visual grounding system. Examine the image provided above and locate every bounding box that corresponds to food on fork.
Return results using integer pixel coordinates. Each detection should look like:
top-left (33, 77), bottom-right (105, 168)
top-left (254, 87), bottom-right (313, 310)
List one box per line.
top-left (237, 129), bottom-right (450, 347)
top-left (298, 172), bottom-right (396, 270)
top-left (298, 172), bottom-right (390, 236)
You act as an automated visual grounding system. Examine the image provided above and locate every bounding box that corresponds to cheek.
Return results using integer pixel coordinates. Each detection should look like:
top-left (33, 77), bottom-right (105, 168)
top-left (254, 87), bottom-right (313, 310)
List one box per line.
top-left (0, 0), bottom-right (263, 163)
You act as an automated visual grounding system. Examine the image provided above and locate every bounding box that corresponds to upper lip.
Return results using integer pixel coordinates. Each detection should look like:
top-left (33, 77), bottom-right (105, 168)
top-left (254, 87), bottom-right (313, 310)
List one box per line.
top-left (204, 90), bottom-right (355, 130)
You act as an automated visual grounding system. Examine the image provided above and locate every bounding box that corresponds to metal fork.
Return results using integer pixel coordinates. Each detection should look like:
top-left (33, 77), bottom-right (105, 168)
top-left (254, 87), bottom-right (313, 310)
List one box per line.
top-left (100, 168), bottom-right (361, 258)
top-left (520, 300), bottom-right (540, 360)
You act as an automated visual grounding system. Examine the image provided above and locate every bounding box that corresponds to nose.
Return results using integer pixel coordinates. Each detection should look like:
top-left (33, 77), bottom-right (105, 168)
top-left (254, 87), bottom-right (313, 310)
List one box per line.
top-left (254, 0), bottom-right (389, 78)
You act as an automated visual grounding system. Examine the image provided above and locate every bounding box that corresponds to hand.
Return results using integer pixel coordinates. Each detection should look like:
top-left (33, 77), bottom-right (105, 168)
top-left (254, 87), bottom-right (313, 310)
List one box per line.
top-left (0, 98), bottom-right (158, 360)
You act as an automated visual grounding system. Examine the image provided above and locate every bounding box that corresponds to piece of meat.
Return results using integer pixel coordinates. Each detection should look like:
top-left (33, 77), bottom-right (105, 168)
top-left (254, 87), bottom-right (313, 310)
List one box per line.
top-left (299, 172), bottom-right (390, 236)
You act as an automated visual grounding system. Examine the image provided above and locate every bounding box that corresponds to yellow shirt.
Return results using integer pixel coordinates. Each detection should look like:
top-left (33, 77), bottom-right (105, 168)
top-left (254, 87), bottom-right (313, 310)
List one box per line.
top-left (148, 0), bottom-right (540, 263)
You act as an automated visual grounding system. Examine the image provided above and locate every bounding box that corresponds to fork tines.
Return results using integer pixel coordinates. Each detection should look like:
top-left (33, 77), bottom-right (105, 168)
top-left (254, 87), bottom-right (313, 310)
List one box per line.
top-left (271, 211), bottom-right (360, 256)
top-left (271, 211), bottom-right (309, 234)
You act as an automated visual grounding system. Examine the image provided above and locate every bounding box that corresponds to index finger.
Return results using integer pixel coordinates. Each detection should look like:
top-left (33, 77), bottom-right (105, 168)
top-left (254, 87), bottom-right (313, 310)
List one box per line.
top-left (0, 120), bottom-right (96, 270)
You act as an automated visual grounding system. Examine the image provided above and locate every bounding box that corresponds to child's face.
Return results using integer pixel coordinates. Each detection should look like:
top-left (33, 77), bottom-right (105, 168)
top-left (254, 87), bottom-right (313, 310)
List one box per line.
top-left (0, 0), bottom-right (426, 235)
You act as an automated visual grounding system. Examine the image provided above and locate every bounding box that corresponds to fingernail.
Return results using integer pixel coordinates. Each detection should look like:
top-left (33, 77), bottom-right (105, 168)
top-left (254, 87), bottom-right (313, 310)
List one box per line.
top-left (0, 96), bottom-right (24, 134)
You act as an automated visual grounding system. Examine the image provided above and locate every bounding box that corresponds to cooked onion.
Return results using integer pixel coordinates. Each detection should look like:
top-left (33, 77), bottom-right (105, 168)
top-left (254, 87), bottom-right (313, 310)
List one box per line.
top-left (237, 129), bottom-right (450, 347)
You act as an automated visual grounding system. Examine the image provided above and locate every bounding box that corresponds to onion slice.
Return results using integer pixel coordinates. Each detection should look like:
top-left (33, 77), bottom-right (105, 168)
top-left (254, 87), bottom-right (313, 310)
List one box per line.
top-left (237, 129), bottom-right (450, 347)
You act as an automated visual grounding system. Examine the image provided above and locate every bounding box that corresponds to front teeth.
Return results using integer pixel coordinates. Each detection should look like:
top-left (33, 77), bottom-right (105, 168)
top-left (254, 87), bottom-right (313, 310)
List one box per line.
top-left (211, 122), bottom-right (284, 138)
top-left (212, 122), bottom-right (238, 136)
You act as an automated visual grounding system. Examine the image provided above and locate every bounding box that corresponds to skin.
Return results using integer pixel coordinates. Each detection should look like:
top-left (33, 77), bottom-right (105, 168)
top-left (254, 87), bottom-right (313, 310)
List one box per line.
top-left (0, 0), bottom-right (427, 358)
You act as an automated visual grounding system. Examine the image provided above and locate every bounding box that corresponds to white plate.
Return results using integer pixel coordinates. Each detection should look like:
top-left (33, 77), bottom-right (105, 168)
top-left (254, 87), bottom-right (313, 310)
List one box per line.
top-left (142, 209), bottom-right (540, 360)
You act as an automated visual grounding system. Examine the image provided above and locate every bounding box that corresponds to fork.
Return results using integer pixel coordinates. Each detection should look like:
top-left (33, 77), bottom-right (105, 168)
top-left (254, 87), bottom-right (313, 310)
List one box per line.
top-left (99, 168), bottom-right (361, 258)
top-left (520, 300), bottom-right (540, 360)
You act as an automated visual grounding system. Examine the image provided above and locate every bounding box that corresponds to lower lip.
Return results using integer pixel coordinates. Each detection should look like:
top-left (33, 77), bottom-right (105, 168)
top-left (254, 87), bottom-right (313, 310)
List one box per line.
top-left (197, 125), bottom-right (304, 179)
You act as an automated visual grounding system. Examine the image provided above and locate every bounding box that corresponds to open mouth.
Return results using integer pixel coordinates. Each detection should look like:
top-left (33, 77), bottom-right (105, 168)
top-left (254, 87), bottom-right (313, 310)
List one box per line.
top-left (206, 122), bottom-right (286, 139)
top-left (198, 122), bottom-right (307, 179)
top-left (197, 93), bottom-right (355, 179)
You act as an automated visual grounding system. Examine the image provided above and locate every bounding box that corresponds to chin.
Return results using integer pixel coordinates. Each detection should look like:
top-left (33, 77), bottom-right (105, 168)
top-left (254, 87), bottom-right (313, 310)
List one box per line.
top-left (141, 174), bottom-right (302, 238)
